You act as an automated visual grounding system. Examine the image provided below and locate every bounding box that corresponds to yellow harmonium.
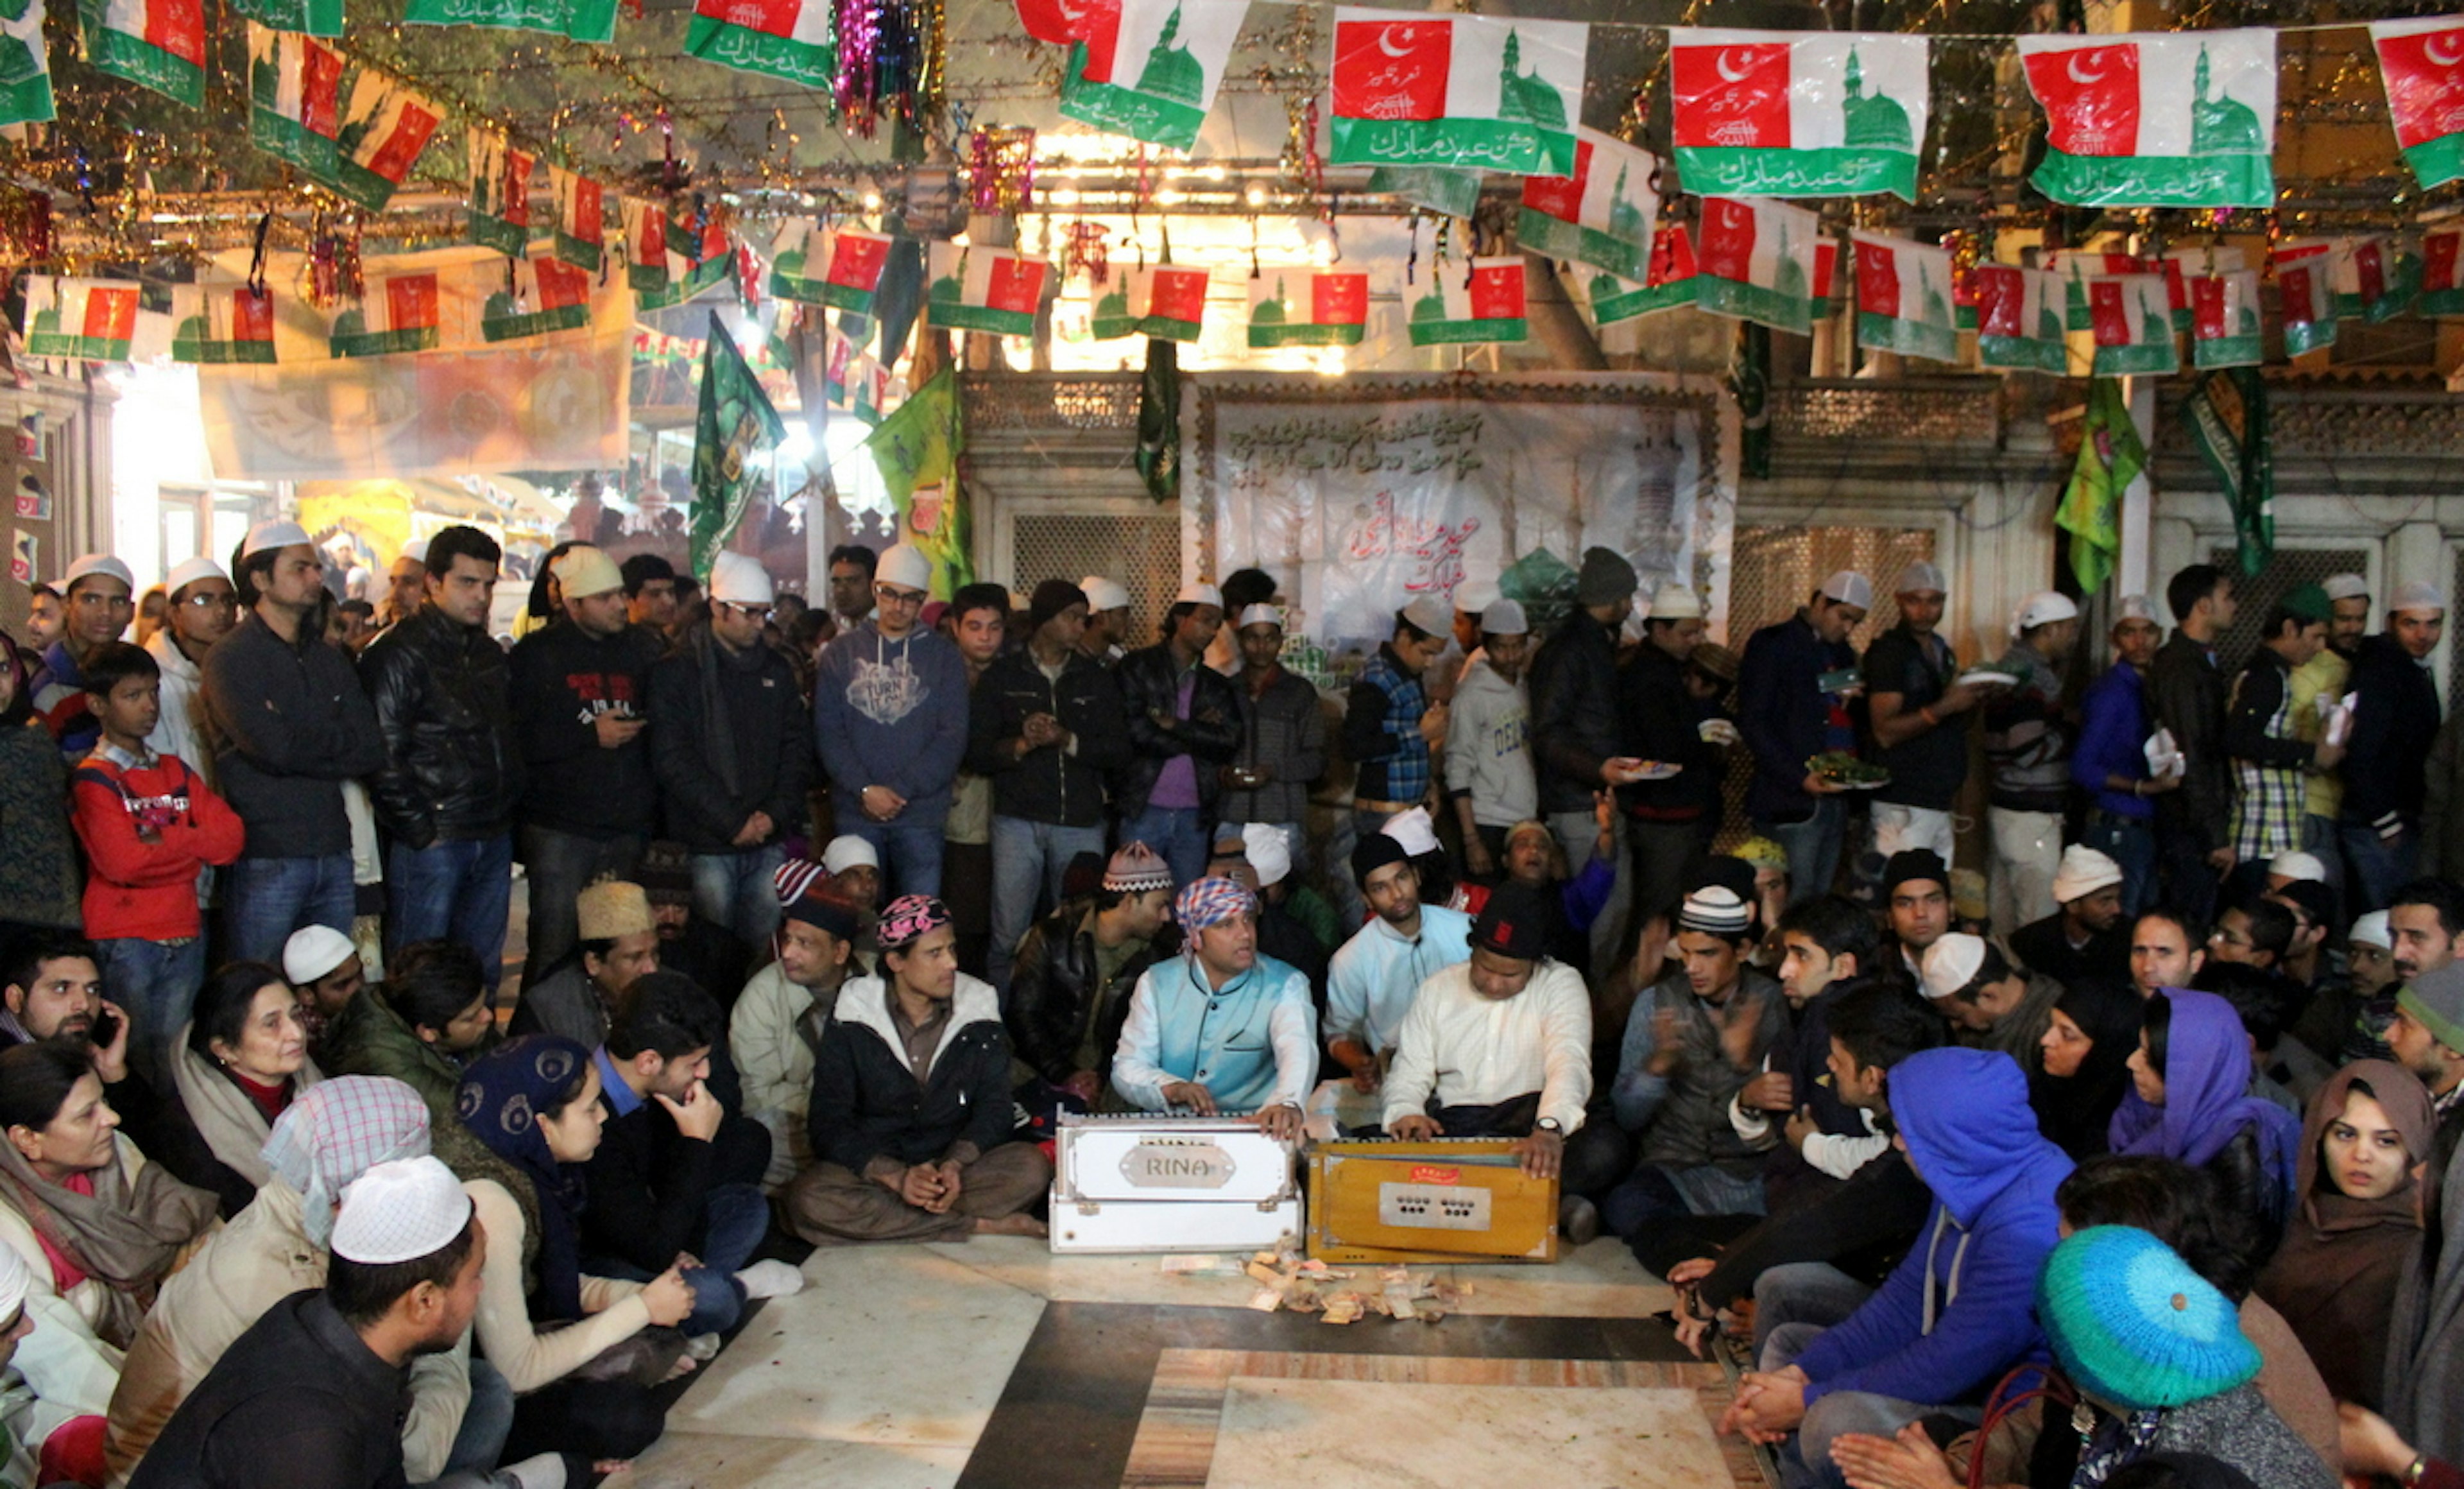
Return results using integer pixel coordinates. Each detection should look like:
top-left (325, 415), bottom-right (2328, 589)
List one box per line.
top-left (1304, 1137), bottom-right (1559, 1264)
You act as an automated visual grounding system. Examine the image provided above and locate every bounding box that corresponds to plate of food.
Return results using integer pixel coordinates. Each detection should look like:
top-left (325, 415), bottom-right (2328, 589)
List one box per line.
top-left (1955, 669), bottom-right (2024, 689)
top-left (1808, 752), bottom-right (1892, 790)
top-left (1608, 757), bottom-right (1682, 782)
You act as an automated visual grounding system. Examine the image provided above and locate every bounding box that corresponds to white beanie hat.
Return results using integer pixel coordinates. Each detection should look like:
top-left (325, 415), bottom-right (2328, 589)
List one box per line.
top-left (243, 520), bottom-right (313, 558)
top-left (2011, 590), bottom-right (2080, 638)
top-left (164, 555), bottom-right (230, 598)
top-left (2350, 909), bottom-right (2393, 951)
top-left (1894, 561), bottom-right (1947, 597)
top-left (1647, 582), bottom-right (1705, 621)
top-left (2267, 849), bottom-right (2329, 884)
top-left (2050, 844), bottom-right (2124, 904)
top-left (282, 925), bottom-right (359, 986)
top-left (1380, 805), bottom-right (1441, 857)
top-left (1918, 933), bottom-right (1989, 1002)
top-left (1482, 598), bottom-right (1529, 636)
top-left (2392, 580), bottom-right (2447, 616)
top-left (709, 551), bottom-right (774, 606)
top-left (331, 1156), bottom-right (474, 1266)
top-left (1452, 578), bottom-right (1502, 615)
top-left (2115, 594), bottom-right (2156, 624)
top-left (1400, 594), bottom-right (1453, 639)
top-left (877, 543), bottom-right (932, 592)
top-left (823, 834), bottom-right (880, 875)
top-left (1078, 575), bottom-right (1130, 611)
top-left (1175, 580), bottom-right (1226, 609)
top-left (2322, 572), bottom-right (2370, 603)
top-left (1236, 603), bottom-right (1283, 631)
top-left (1242, 823), bottom-right (1293, 888)
top-left (62, 553), bottom-right (135, 591)
top-left (1820, 570), bottom-right (1874, 609)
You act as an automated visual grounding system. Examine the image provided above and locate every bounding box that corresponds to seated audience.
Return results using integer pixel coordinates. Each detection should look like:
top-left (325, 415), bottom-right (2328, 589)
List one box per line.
top-left (2290, 906), bottom-right (2398, 1065)
top-left (282, 925), bottom-right (366, 1071)
top-left (2008, 844), bottom-right (2130, 985)
top-left (2111, 988), bottom-right (2304, 1236)
top-left (1325, 834), bottom-right (1471, 1091)
top-left (1733, 896), bottom-right (1890, 1198)
top-left (1879, 850), bottom-right (1953, 976)
top-left (2266, 879), bottom-right (2335, 992)
top-left (2035, 976), bottom-right (2145, 1159)
top-left (731, 874), bottom-right (863, 1189)
top-left (171, 961), bottom-right (323, 1189)
top-left (2209, 896), bottom-right (2297, 978)
top-left (1005, 844), bottom-right (1178, 1113)
top-left (325, 940), bottom-right (501, 1130)
top-left (509, 879), bottom-right (659, 1047)
top-left (1113, 879), bottom-right (1317, 1141)
top-left (1917, 934), bottom-right (2057, 1076)
top-left (786, 897), bottom-right (1048, 1244)
top-left (638, 841), bottom-right (749, 1008)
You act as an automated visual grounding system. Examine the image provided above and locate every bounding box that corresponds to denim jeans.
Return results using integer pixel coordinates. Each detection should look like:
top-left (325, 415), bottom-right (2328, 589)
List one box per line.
top-left (1761, 1304), bottom-right (1980, 1489)
top-left (1124, 804), bottom-right (1209, 891)
top-left (582, 1180), bottom-right (771, 1337)
top-left (692, 843), bottom-right (786, 945)
top-left (221, 853), bottom-right (357, 965)
top-left (1759, 798), bottom-right (1846, 907)
top-left (988, 815), bottom-right (1108, 994)
top-left (517, 826), bottom-right (647, 985)
top-left (386, 833), bottom-right (515, 976)
top-left (94, 936), bottom-right (207, 1094)
top-left (2081, 812), bottom-right (2158, 919)
top-left (2341, 820), bottom-right (2418, 916)
top-left (424, 1356), bottom-right (515, 1483)
top-left (1603, 1160), bottom-right (1767, 1245)
top-left (841, 809), bottom-right (951, 900)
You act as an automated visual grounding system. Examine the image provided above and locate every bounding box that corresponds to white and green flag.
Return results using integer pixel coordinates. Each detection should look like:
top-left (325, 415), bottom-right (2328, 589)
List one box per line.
top-left (1245, 269), bottom-right (1369, 347)
top-left (926, 243), bottom-right (1048, 338)
top-left (1406, 257), bottom-right (1528, 347)
top-left (547, 166), bottom-right (605, 271)
top-left (1849, 231), bottom-right (1956, 363)
top-left (80, 0), bottom-right (206, 106)
top-left (24, 277), bottom-right (142, 361)
top-left (245, 24), bottom-right (339, 176)
top-left (1517, 128), bottom-right (1657, 281)
top-left (1667, 28), bottom-right (1928, 200)
top-left (466, 132), bottom-right (535, 257)
top-left (481, 254), bottom-right (592, 341)
top-left (768, 220), bottom-right (891, 313)
top-left (1583, 223), bottom-right (1698, 325)
top-left (2085, 271), bottom-right (2178, 376)
top-left (2017, 30), bottom-right (2275, 207)
top-left (1059, 0), bottom-right (1248, 152)
top-left (167, 283), bottom-right (277, 365)
top-left (1328, 9), bottom-right (1583, 177)
top-left (1693, 196), bottom-right (1818, 334)
top-left (1973, 264), bottom-right (2066, 374)
top-left (330, 67), bottom-right (442, 211)
top-left (686, 0), bottom-right (834, 87)
top-left (1090, 264), bottom-right (1210, 341)
top-left (2371, 17), bottom-right (2464, 190)
top-left (2189, 268), bottom-right (2262, 369)
top-left (0, 0), bottom-right (54, 127)
top-left (2422, 225), bottom-right (2464, 315)
top-left (2047, 250), bottom-right (2144, 331)
top-left (2160, 245), bottom-right (2244, 331)
top-left (2274, 243), bottom-right (2338, 356)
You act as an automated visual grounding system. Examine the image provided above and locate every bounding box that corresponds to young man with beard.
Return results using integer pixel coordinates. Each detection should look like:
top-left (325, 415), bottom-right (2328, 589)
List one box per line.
top-left (31, 553), bottom-right (137, 756)
top-left (636, 840), bottom-right (749, 1004)
top-left (282, 925), bottom-right (366, 1069)
top-left (1074, 576), bottom-right (1133, 666)
top-left (814, 544), bottom-right (970, 900)
top-left (145, 556), bottom-right (237, 792)
top-left (1325, 834), bottom-right (1471, 1094)
top-left (1006, 844), bottom-right (1178, 1111)
top-left (1731, 897), bottom-right (1892, 1198)
top-left (1739, 571), bottom-right (1872, 906)
top-left (2008, 844), bottom-right (2131, 985)
top-left (2389, 960), bottom-right (2464, 1128)
top-left (825, 544), bottom-right (877, 633)
top-left (1113, 878), bottom-right (1317, 1142)
top-left (731, 877), bottom-right (864, 1187)
top-left (1919, 933), bottom-right (2059, 1078)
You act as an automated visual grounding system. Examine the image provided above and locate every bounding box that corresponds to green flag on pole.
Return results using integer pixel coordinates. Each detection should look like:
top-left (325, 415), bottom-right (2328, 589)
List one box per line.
top-left (862, 366), bottom-right (971, 592)
top-left (2055, 377), bottom-right (2144, 594)
top-left (2184, 366), bottom-right (2273, 577)
top-left (689, 309), bottom-right (786, 584)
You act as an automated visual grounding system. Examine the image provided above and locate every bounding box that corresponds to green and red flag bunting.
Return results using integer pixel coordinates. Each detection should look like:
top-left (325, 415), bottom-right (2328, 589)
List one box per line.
top-left (547, 166), bottom-right (604, 271)
top-left (1091, 264), bottom-right (1210, 341)
top-left (167, 282), bottom-right (276, 364)
top-left (1813, 236), bottom-right (1842, 318)
top-left (80, 0), bottom-right (205, 107)
top-left (1328, 8), bottom-right (1582, 177)
top-left (823, 328), bottom-right (894, 422)
top-left (926, 243), bottom-right (1048, 337)
top-left (768, 220), bottom-right (891, 313)
top-left (466, 131), bottom-right (535, 257)
top-left (2372, 17), bottom-right (2464, 191)
top-left (2422, 225), bottom-right (2464, 315)
top-left (1973, 264), bottom-right (2065, 374)
top-left (1406, 256), bottom-right (1528, 346)
top-left (246, 26), bottom-right (339, 176)
top-left (1585, 222), bottom-right (1698, 325)
top-left (2055, 377), bottom-right (2143, 594)
top-left (688, 311), bottom-right (788, 583)
top-left (626, 198), bottom-right (733, 307)
top-left (0, 0), bottom-right (55, 126)
top-left (1693, 196), bottom-right (1818, 334)
top-left (1059, 0), bottom-right (1248, 151)
top-left (2274, 243), bottom-right (2338, 355)
top-left (228, 0), bottom-right (336, 38)
top-left (329, 67), bottom-right (441, 211)
top-left (1517, 127), bottom-right (1657, 282)
top-left (1849, 232), bottom-right (1956, 363)
top-left (2048, 250), bottom-right (2143, 331)
top-left (2333, 236), bottom-right (2414, 322)
top-left (1368, 166), bottom-right (1482, 219)
top-left (2017, 30), bottom-right (2275, 208)
top-left (2087, 271), bottom-right (2177, 375)
top-left (326, 268), bottom-right (442, 357)
top-left (24, 277), bottom-right (140, 360)
top-left (1013, 0), bottom-right (1079, 45)
top-left (2160, 245), bottom-right (2243, 331)
top-left (481, 254), bottom-right (592, 341)
top-left (1666, 28), bottom-right (1929, 201)
top-left (1246, 268), bottom-right (1368, 347)
top-left (685, 0), bottom-right (835, 88)
top-left (2189, 268), bottom-right (2262, 369)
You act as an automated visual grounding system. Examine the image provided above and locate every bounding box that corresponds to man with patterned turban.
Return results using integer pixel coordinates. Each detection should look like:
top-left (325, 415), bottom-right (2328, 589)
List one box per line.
top-left (1112, 877), bottom-right (1317, 1142)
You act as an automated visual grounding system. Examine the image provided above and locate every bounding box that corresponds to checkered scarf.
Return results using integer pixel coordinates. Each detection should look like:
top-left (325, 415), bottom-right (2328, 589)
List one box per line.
top-left (1175, 876), bottom-right (1257, 933)
top-left (259, 1076), bottom-right (433, 1248)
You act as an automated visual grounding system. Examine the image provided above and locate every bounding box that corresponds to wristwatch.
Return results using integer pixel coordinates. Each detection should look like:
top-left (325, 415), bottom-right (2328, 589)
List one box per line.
top-left (1535, 1117), bottom-right (1564, 1135)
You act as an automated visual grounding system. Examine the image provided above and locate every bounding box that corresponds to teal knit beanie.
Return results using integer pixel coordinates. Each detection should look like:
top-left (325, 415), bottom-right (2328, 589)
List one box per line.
top-left (2038, 1225), bottom-right (2259, 1411)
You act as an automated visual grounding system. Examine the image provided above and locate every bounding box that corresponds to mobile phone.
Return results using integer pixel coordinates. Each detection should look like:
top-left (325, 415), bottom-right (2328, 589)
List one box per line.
top-left (88, 1007), bottom-right (119, 1049)
top-left (1817, 667), bottom-right (1862, 694)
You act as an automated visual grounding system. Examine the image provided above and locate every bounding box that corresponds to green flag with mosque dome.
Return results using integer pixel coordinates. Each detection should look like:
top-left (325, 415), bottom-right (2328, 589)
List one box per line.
top-left (2017, 30), bottom-right (2276, 208)
top-left (1059, 0), bottom-right (1248, 151)
top-left (1668, 30), bottom-right (1929, 202)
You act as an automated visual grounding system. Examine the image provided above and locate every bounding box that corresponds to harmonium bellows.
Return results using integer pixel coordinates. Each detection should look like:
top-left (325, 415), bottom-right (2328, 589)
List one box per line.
top-left (1304, 1137), bottom-right (1559, 1264)
top-left (1048, 1113), bottom-right (1302, 1254)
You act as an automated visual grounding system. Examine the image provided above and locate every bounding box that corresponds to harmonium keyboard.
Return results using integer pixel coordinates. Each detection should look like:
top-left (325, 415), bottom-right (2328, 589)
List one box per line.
top-left (1304, 1137), bottom-right (1559, 1264)
top-left (1048, 1114), bottom-right (1302, 1254)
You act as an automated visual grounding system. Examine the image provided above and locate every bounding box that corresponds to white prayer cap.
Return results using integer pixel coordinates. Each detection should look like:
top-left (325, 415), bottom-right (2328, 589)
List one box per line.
top-left (1400, 594), bottom-right (1452, 638)
top-left (2392, 580), bottom-right (2447, 616)
top-left (401, 539), bottom-right (430, 564)
top-left (709, 551), bottom-right (774, 606)
top-left (332, 1156), bottom-right (474, 1266)
top-left (2115, 594), bottom-right (2155, 624)
top-left (2267, 849), bottom-right (2329, 885)
top-left (877, 543), bottom-right (932, 592)
top-left (1647, 582), bottom-right (1704, 621)
top-left (282, 925), bottom-right (359, 986)
top-left (0, 1243), bottom-right (30, 1323)
top-left (823, 834), bottom-right (879, 875)
top-left (2011, 590), bottom-right (2080, 638)
top-left (552, 546), bottom-right (624, 600)
top-left (2350, 909), bottom-right (2393, 951)
top-left (1820, 570), bottom-right (1874, 609)
top-left (1236, 603), bottom-right (1283, 631)
top-left (164, 556), bottom-right (229, 598)
top-left (1380, 805), bottom-right (1441, 857)
top-left (1078, 575), bottom-right (1131, 611)
top-left (1242, 823), bottom-right (1293, 888)
top-left (2051, 844), bottom-right (2124, 904)
top-left (243, 520), bottom-right (313, 558)
top-left (1452, 578), bottom-right (1501, 615)
top-left (1919, 933), bottom-right (1990, 1002)
top-left (1482, 599), bottom-right (1529, 636)
top-left (2322, 572), bottom-right (2370, 603)
top-left (1894, 561), bottom-right (1948, 597)
top-left (1175, 580), bottom-right (1225, 609)
top-left (62, 553), bottom-right (133, 591)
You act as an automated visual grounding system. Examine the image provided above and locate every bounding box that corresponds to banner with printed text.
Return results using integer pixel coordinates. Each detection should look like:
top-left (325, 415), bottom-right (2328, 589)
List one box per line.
top-left (1328, 8), bottom-right (1582, 176)
top-left (2016, 30), bottom-right (2275, 207)
top-left (1668, 28), bottom-right (1928, 200)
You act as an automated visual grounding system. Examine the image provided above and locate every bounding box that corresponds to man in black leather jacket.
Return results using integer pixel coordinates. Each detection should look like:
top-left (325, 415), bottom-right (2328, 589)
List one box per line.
top-left (1005, 843), bottom-right (1179, 1106)
top-left (356, 524), bottom-right (522, 973)
top-left (1113, 583), bottom-right (1243, 888)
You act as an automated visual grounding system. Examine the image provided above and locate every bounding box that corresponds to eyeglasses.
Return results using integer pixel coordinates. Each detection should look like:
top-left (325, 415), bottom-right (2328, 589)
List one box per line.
top-left (180, 592), bottom-right (237, 610)
top-left (717, 601), bottom-right (773, 621)
top-left (875, 584), bottom-right (928, 608)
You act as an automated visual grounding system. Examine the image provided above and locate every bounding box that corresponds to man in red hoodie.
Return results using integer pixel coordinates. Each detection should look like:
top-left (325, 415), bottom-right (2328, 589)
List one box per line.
top-left (68, 641), bottom-right (244, 1090)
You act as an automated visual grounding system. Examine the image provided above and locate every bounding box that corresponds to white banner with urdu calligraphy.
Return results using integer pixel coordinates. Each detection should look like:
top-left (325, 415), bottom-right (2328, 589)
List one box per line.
top-left (1188, 374), bottom-right (1739, 657)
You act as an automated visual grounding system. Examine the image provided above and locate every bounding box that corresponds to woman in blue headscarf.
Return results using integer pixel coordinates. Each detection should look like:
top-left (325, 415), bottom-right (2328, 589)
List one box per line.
top-left (2110, 988), bottom-right (2305, 1239)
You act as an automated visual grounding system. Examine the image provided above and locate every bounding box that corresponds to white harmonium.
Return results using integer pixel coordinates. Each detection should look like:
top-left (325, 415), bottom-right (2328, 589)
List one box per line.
top-left (1048, 1113), bottom-right (1301, 1253)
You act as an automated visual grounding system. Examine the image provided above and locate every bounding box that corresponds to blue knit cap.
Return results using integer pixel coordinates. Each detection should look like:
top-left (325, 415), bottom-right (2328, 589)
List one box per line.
top-left (2038, 1225), bottom-right (2259, 1411)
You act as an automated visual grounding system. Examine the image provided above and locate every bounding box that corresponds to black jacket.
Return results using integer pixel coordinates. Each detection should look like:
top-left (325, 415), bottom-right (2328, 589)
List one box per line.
top-left (2343, 631), bottom-right (2445, 827)
top-left (808, 976), bottom-right (1016, 1171)
top-left (1617, 641), bottom-right (1725, 821)
top-left (357, 606), bottom-right (522, 847)
top-left (1112, 642), bottom-right (1242, 819)
top-left (2148, 629), bottom-right (2232, 854)
top-left (1007, 906), bottom-right (1179, 1085)
top-left (1528, 610), bottom-right (1625, 814)
top-left (580, 1067), bottom-right (771, 1274)
top-left (507, 619), bottom-right (666, 838)
top-left (199, 614), bottom-right (386, 859)
top-left (648, 625), bottom-right (814, 853)
top-left (966, 647), bottom-right (1132, 827)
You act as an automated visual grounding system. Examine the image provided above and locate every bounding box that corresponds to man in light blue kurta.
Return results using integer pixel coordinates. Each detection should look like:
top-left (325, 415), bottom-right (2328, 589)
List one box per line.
top-left (1325, 832), bottom-right (1472, 1088)
top-left (1112, 877), bottom-right (1317, 1141)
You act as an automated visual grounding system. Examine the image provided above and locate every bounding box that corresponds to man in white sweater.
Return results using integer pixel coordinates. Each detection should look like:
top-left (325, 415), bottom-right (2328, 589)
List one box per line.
top-left (1381, 882), bottom-right (1621, 1242)
top-left (730, 874), bottom-right (863, 1191)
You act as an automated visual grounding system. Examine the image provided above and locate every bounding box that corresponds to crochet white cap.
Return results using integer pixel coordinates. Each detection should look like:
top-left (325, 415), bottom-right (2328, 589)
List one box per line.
top-left (2011, 590), bottom-right (2080, 638)
top-left (1451, 578), bottom-right (1502, 615)
top-left (2115, 594), bottom-right (2156, 624)
top-left (2322, 572), bottom-right (2370, 603)
top-left (243, 520), bottom-right (313, 558)
top-left (1482, 599), bottom-right (1529, 636)
top-left (1242, 823), bottom-right (1292, 888)
top-left (333, 1157), bottom-right (473, 1266)
top-left (2392, 580), bottom-right (2447, 616)
top-left (1820, 570), bottom-right (1874, 609)
top-left (2350, 909), bottom-right (2393, 951)
top-left (709, 551), bottom-right (773, 605)
top-left (1175, 580), bottom-right (1226, 609)
top-left (1647, 582), bottom-right (1705, 620)
top-left (1236, 603), bottom-right (1283, 631)
top-left (2267, 849), bottom-right (2329, 885)
top-left (823, 834), bottom-right (880, 875)
top-left (1078, 575), bottom-right (1131, 611)
top-left (164, 555), bottom-right (230, 597)
top-left (282, 925), bottom-right (358, 986)
top-left (62, 553), bottom-right (134, 591)
top-left (1894, 560), bottom-right (1947, 597)
top-left (1919, 933), bottom-right (1989, 1002)
top-left (1399, 594), bottom-right (1453, 638)
top-left (2051, 844), bottom-right (2124, 904)
top-left (1381, 805), bottom-right (1442, 857)
top-left (877, 543), bottom-right (932, 592)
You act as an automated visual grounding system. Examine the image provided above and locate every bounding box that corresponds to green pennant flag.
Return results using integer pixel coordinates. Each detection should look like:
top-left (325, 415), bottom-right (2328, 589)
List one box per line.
top-left (2055, 377), bottom-right (2143, 594)
top-left (689, 311), bottom-right (787, 583)
top-left (2186, 366), bottom-right (2272, 577)
top-left (1137, 337), bottom-right (1179, 503)
top-left (863, 366), bottom-right (971, 590)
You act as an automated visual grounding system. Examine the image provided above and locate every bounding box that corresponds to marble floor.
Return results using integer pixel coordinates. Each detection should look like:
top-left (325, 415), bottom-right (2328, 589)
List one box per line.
top-left (606, 1236), bottom-right (1754, 1489)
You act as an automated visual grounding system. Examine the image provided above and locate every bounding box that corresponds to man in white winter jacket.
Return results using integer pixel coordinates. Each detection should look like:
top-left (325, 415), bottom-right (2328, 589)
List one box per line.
top-left (144, 557), bottom-right (237, 791)
top-left (1444, 600), bottom-right (1535, 881)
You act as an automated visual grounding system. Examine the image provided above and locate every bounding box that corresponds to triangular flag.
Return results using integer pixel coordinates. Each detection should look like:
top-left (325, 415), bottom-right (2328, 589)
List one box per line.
top-left (1328, 9), bottom-right (1582, 177)
top-left (481, 254), bottom-right (594, 341)
top-left (245, 25), bottom-right (340, 176)
top-left (2275, 243), bottom-right (2338, 356)
top-left (328, 67), bottom-right (441, 211)
top-left (1584, 222), bottom-right (1698, 325)
top-left (769, 221), bottom-right (892, 313)
top-left (327, 268), bottom-right (443, 357)
top-left (466, 132), bottom-right (536, 257)
top-left (1517, 127), bottom-right (1657, 281)
top-left (2372, 17), bottom-right (2464, 190)
top-left (2055, 377), bottom-right (2143, 593)
top-left (1692, 196), bottom-right (1819, 334)
top-left (1849, 232), bottom-right (1956, 363)
top-left (1060, 0), bottom-right (1248, 152)
top-left (2017, 31), bottom-right (2275, 207)
top-left (926, 243), bottom-right (1049, 337)
top-left (81, 0), bottom-right (206, 107)
top-left (1973, 264), bottom-right (2066, 374)
top-left (1406, 257), bottom-right (1527, 347)
top-left (2085, 271), bottom-right (2178, 375)
top-left (0, 0), bottom-right (55, 127)
top-left (23, 277), bottom-right (142, 361)
top-left (1091, 264), bottom-right (1210, 341)
top-left (2422, 225), bottom-right (2464, 315)
top-left (548, 166), bottom-right (605, 271)
top-left (2189, 268), bottom-right (2262, 369)
top-left (1667, 28), bottom-right (1929, 200)
top-left (1246, 270), bottom-right (1367, 347)
top-left (685, 0), bottom-right (835, 87)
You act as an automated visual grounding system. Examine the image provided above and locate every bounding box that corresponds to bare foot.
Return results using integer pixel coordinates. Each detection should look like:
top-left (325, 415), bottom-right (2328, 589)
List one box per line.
top-left (973, 1212), bottom-right (1048, 1237)
top-left (660, 1354), bottom-right (699, 1384)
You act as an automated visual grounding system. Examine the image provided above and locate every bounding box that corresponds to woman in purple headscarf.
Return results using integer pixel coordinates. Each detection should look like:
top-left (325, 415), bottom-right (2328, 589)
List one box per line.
top-left (2110, 987), bottom-right (2305, 1238)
